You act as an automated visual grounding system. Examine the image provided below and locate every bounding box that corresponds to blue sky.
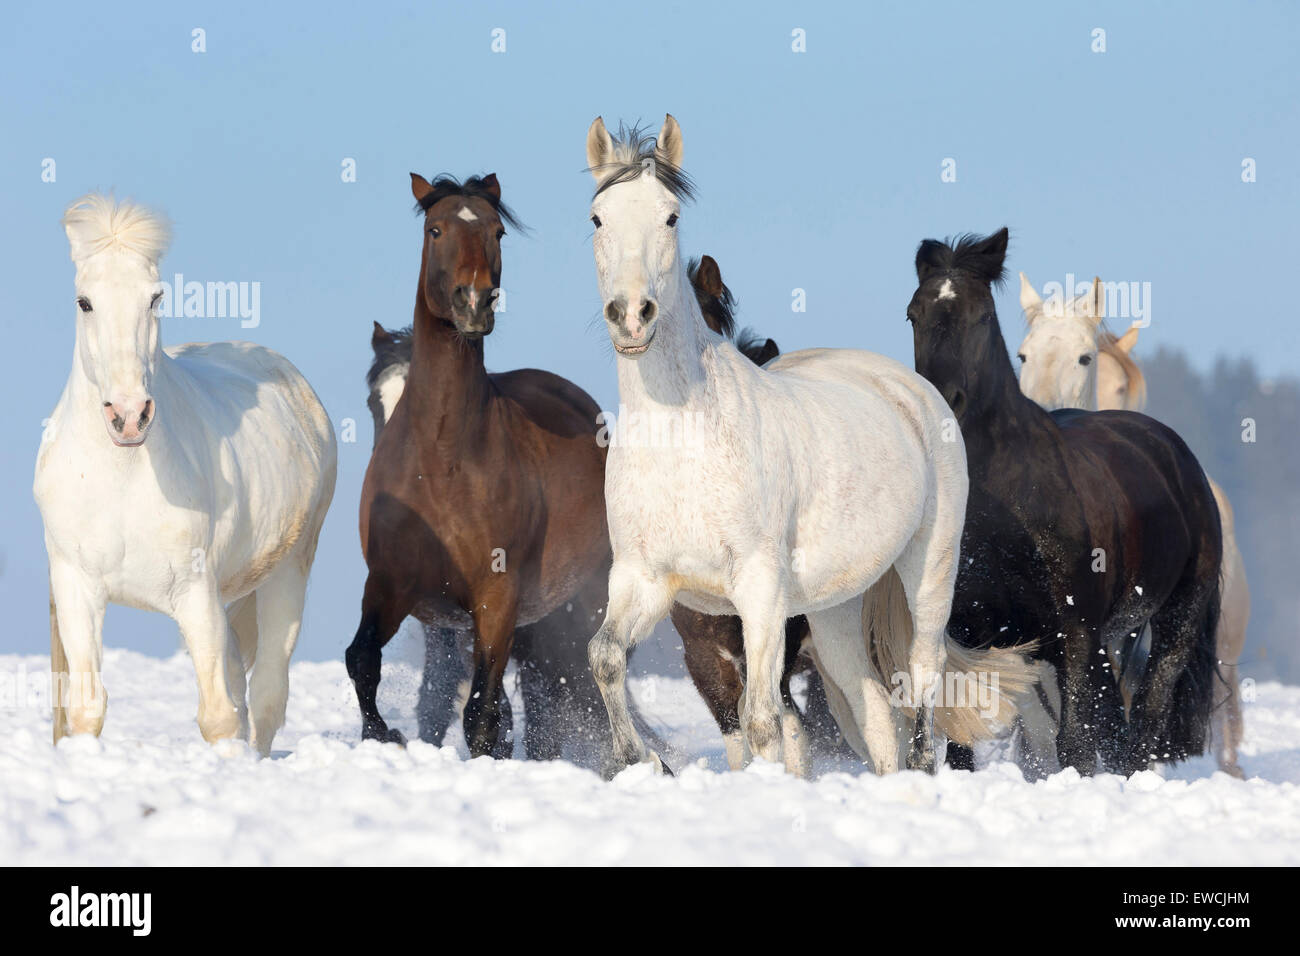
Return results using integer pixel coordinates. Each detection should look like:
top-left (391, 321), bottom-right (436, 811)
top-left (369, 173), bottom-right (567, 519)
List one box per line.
top-left (2, 0), bottom-right (1297, 660)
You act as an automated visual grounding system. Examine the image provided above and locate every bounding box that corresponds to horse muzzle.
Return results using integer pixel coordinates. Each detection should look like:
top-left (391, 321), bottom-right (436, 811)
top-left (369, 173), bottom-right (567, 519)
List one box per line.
top-left (103, 397), bottom-right (155, 447)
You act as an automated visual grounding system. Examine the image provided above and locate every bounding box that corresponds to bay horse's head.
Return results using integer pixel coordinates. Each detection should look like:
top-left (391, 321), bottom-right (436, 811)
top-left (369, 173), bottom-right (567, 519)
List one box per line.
top-left (585, 114), bottom-right (695, 357)
top-left (1016, 272), bottom-right (1104, 411)
top-left (62, 194), bottom-right (170, 447)
top-left (409, 172), bottom-right (521, 338)
top-left (907, 228), bottom-right (1011, 422)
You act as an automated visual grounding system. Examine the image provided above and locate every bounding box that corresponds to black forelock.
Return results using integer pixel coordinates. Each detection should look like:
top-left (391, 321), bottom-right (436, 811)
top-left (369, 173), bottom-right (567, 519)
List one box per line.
top-left (915, 231), bottom-right (1009, 287)
top-left (413, 175), bottom-right (525, 231)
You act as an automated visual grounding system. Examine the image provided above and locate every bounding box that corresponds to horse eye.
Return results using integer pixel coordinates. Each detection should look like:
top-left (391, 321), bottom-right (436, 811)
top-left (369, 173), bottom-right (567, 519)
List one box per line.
top-left (1017, 353), bottom-right (1026, 363)
top-left (77, 297), bottom-right (92, 313)
top-left (666, 213), bottom-right (679, 227)
top-left (590, 214), bottom-right (602, 229)
top-left (496, 228), bottom-right (505, 240)
top-left (1079, 354), bottom-right (1093, 366)
top-left (428, 226), bottom-right (441, 239)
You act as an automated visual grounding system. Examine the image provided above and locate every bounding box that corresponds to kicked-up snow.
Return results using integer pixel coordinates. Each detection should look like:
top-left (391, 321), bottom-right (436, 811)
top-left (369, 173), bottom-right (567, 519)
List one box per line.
top-left (1, 648), bottom-right (1298, 865)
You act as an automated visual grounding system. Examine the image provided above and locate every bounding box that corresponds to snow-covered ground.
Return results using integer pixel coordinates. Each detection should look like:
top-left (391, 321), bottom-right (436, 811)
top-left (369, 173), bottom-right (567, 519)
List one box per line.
top-left (2, 647), bottom-right (1298, 865)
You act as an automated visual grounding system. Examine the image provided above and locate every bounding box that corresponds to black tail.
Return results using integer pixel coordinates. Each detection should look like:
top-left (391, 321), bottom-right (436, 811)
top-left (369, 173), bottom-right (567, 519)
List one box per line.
top-left (1165, 578), bottom-right (1221, 761)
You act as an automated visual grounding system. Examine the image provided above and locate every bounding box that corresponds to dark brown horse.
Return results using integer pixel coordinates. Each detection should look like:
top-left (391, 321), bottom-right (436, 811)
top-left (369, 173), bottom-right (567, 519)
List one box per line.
top-left (366, 322), bottom-right (622, 762)
top-left (345, 173), bottom-right (612, 756)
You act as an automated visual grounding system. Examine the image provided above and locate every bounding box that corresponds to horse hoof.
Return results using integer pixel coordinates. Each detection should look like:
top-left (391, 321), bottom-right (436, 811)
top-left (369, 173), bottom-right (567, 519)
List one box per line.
top-left (907, 749), bottom-right (937, 774)
top-left (650, 752), bottom-right (674, 777)
top-left (362, 722), bottom-right (406, 747)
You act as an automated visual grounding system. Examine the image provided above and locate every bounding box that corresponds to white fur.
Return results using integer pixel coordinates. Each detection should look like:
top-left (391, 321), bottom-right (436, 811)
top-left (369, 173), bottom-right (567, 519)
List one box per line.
top-left (937, 279), bottom-right (956, 300)
top-left (374, 363), bottom-right (408, 423)
top-left (582, 117), bottom-right (990, 775)
top-left (35, 194), bottom-right (337, 755)
top-left (456, 206), bottom-right (478, 222)
top-left (1016, 271), bottom-right (1102, 411)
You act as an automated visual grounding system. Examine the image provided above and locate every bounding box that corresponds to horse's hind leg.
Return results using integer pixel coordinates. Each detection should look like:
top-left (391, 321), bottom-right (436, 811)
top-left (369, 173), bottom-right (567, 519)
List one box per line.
top-left (1126, 590), bottom-right (1214, 774)
top-left (805, 597), bottom-right (900, 774)
top-left (225, 592), bottom-right (258, 713)
top-left (674, 606), bottom-right (748, 769)
top-left (345, 573), bottom-right (410, 745)
top-left (416, 624), bottom-right (467, 746)
top-left (248, 562), bottom-right (311, 756)
top-left (589, 562), bottom-right (675, 776)
top-left (1215, 661), bottom-right (1244, 778)
top-left (49, 577), bottom-right (69, 744)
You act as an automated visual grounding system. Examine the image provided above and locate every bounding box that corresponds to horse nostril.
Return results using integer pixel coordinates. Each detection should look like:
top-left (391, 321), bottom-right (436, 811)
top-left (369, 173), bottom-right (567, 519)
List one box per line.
top-left (452, 286), bottom-right (471, 311)
top-left (139, 400), bottom-right (153, 427)
top-left (604, 300), bottom-right (625, 324)
top-left (640, 299), bottom-right (657, 322)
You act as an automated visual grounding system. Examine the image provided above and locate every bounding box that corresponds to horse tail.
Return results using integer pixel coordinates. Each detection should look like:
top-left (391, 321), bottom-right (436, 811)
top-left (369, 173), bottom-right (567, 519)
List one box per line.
top-left (1166, 575), bottom-right (1221, 761)
top-left (865, 565), bottom-right (1039, 747)
top-left (49, 573), bottom-right (69, 744)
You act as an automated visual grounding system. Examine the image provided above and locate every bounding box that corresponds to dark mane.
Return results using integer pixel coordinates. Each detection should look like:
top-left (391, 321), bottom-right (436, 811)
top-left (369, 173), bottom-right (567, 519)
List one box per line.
top-left (590, 122), bottom-right (696, 202)
top-left (915, 231), bottom-right (1009, 287)
top-left (367, 324), bottom-right (413, 389)
top-left (412, 174), bottom-right (524, 231)
top-left (687, 256), bottom-right (736, 338)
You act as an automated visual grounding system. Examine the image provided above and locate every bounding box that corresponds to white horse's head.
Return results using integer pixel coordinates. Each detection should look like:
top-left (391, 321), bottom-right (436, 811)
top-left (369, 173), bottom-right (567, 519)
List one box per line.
top-left (586, 114), bottom-right (694, 357)
top-left (1015, 271), bottom-right (1104, 410)
top-left (62, 194), bottom-right (170, 446)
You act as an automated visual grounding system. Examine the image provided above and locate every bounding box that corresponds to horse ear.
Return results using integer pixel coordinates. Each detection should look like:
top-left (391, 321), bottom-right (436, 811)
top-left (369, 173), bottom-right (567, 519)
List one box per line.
top-left (1019, 272), bottom-right (1043, 317)
top-left (586, 117), bottom-right (614, 178)
top-left (372, 321), bottom-right (392, 348)
top-left (410, 173), bottom-right (434, 205)
top-left (480, 173), bottom-right (501, 201)
top-left (1116, 325), bottom-right (1140, 353)
top-left (1089, 276), bottom-right (1105, 325)
top-left (982, 227), bottom-right (1010, 273)
top-left (693, 254), bottom-right (724, 298)
top-left (656, 113), bottom-right (684, 170)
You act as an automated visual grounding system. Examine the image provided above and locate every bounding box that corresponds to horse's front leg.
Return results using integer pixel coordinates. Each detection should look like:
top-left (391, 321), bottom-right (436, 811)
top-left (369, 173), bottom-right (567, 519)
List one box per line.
top-left (734, 559), bottom-right (789, 767)
top-left (48, 561), bottom-right (108, 740)
top-left (588, 561), bottom-right (674, 776)
top-left (174, 582), bottom-right (248, 745)
top-left (463, 580), bottom-right (520, 758)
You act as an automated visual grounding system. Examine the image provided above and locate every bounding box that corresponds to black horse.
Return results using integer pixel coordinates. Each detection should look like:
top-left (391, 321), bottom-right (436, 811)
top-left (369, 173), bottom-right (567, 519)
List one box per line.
top-left (906, 228), bottom-right (1222, 775)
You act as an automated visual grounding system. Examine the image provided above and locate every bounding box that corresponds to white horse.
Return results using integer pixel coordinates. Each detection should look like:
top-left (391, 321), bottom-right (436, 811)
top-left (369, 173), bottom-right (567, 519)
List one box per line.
top-left (583, 116), bottom-right (1037, 774)
top-left (1017, 272), bottom-right (1250, 777)
top-left (34, 194), bottom-right (337, 756)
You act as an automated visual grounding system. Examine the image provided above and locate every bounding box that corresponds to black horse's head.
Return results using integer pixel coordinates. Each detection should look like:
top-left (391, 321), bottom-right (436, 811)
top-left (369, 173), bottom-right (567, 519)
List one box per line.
top-left (907, 227), bottom-right (1012, 423)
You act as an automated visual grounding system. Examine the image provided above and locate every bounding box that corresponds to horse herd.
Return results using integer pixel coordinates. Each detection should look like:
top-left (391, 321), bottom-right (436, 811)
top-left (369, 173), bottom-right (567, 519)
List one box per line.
top-left (34, 114), bottom-right (1245, 782)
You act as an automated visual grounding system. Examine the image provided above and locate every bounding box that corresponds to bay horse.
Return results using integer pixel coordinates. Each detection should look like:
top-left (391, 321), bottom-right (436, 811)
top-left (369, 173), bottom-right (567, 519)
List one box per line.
top-left (1016, 277), bottom-right (1249, 776)
top-left (366, 324), bottom-right (619, 763)
top-left (344, 172), bottom-right (614, 758)
top-left (907, 230), bottom-right (1222, 774)
top-left (583, 116), bottom-right (1038, 775)
top-left (36, 194), bottom-right (337, 755)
